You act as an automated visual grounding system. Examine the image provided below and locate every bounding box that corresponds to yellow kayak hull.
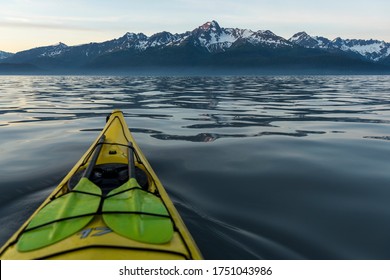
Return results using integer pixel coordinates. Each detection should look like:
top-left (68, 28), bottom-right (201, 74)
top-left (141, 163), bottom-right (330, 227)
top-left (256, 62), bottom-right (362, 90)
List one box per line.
top-left (0, 110), bottom-right (202, 260)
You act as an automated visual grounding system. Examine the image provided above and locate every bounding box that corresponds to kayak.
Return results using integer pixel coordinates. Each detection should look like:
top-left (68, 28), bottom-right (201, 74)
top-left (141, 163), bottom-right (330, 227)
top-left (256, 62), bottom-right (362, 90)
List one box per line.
top-left (0, 110), bottom-right (202, 260)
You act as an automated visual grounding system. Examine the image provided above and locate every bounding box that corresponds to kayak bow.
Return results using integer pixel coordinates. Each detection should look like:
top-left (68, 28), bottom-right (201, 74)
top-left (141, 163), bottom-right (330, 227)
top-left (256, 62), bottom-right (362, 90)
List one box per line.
top-left (0, 110), bottom-right (202, 260)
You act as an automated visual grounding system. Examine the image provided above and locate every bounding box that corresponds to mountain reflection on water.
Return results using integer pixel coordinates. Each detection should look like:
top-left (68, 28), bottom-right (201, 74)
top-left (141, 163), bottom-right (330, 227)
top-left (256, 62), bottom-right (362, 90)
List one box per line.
top-left (2, 76), bottom-right (390, 143)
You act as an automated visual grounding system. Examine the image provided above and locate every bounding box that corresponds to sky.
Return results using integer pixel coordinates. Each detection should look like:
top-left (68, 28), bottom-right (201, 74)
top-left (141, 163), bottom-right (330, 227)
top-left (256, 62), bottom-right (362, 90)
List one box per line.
top-left (1, 0), bottom-right (389, 53)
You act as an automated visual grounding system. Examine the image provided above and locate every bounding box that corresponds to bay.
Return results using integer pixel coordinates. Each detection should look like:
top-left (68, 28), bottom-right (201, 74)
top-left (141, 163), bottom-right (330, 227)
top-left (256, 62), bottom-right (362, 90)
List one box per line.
top-left (1, 75), bottom-right (390, 259)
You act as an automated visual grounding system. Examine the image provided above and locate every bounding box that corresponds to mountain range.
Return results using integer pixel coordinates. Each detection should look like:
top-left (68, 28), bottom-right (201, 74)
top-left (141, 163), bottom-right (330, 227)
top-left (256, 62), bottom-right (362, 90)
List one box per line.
top-left (1, 20), bottom-right (390, 74)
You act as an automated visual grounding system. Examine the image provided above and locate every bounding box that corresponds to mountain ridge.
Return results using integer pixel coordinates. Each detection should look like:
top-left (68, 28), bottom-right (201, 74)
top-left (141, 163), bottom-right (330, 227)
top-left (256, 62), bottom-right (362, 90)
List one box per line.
top-left (1, 20), bottom-right (390, 73)
top-left (289, 31), bottom-right (390, 62)
top-left (0, 50), bottom-right (14, 60)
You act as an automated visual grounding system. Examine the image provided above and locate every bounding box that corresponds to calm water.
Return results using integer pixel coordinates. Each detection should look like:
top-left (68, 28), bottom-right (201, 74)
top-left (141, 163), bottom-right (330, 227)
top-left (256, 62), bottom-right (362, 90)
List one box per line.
top-left (1, 75), bottom-right (390, 259)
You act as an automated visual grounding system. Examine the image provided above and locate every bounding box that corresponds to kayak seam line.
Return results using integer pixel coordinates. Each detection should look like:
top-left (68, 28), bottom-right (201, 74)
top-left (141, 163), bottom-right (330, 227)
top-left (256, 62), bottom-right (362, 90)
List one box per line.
top-left (23, 212), bottom-right (98, 233)
top-left (102, 211), bottom-right (171, 218)
top-left (37, 245), bottom-right (189, 260)
top-left (105, 187), bottom-right (160, 198)
top-left (70, 190), bottom-right (102, 197)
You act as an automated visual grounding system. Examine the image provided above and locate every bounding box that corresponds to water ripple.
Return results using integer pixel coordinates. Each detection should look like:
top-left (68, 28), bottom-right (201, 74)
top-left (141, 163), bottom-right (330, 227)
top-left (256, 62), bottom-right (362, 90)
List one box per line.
top-left (1, 76), bottom-right (389, 142)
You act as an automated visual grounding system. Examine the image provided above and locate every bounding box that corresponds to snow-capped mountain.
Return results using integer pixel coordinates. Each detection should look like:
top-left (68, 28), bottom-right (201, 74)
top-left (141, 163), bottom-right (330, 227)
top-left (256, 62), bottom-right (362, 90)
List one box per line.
top-left (2, 21), bottom-right (390, 72)
top-left (188, 21), bottom-right (292, 52)
top-left (38, 42), bottom-right (68, 57)
top-left (332, 38), bottom-right (390, 62)
top-left (289, 32), bottom-right (331, 49)
top-left (6, 42), bottom-right (69, 64)
top-left (289, 32), bottom-right (390, 62)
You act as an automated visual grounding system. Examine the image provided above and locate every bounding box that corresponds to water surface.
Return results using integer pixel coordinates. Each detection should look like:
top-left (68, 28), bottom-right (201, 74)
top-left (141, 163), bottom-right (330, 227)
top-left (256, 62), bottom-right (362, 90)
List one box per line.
top-left (1, 75), bottom-right (390, 259)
